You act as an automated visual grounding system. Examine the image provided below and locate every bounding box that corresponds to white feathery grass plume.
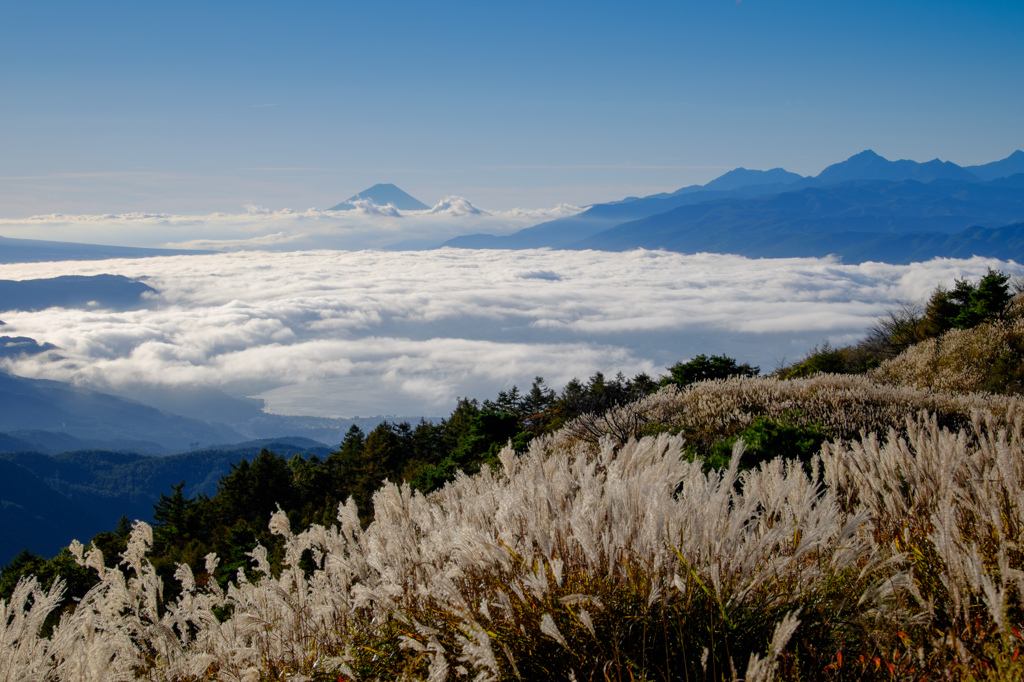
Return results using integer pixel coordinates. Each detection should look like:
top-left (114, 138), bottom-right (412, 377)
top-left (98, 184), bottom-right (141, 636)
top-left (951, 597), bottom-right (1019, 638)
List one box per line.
top-left (550, 557), bottom-right (564, 586)
top-left (578, 608), bottom-right (597, 639)
top-left (672, 573), bottom-right (687, 598)
top-left (824, 405), bottom-right (1024, 643)
top-left (0, 577), bottom-right (64, 682)
top-left (500, 640), bottom-right (522, 680)
top-left (498, 443), bottom-right (518, 478)
top-left (646, 582), bottom-right (662, 610)
top-left (174, 562), bottom-right (196, 594)
top-left (540, 613), bottom-right (569, 650)
top-left (268, 506), bottom-right (291, 538)
top-left (456, 619), bottom-right (500, 681)
top-left (427, 636), bottom-right (450, 682)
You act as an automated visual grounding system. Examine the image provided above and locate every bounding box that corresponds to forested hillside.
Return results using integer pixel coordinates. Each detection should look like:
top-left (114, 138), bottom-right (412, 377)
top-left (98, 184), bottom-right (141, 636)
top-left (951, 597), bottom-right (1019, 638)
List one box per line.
top-left (3, 270), bottom-right (1024, 680)
top-left (1, 373), bottom-right (662, 597)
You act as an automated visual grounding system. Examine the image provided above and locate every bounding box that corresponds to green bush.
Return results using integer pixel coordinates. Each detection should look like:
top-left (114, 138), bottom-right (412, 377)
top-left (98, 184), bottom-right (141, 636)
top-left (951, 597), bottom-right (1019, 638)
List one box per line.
top-left (923, 268), bottom-right (1013, 335)
top-left (704, 415), bottom-right (827, 471)
top-left (661, 354), bottom-right (759, 389)
top-left (777, 340), bottom-right (881, 378)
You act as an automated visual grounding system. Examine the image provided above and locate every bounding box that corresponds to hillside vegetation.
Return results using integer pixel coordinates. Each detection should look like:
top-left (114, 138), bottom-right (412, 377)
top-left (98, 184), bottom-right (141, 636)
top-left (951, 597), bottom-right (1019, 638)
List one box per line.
top-left (3, 271), bottom-right (1024, 681)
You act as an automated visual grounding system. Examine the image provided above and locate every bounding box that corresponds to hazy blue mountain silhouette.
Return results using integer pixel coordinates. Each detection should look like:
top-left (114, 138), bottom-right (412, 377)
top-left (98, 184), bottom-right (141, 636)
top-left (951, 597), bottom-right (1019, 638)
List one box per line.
top-left (443, 181), bottom-right (800, 250)
top-left (109, 384), bottom-right (266, 426)
top-left (0, 336), bottom-right (57, 359)
top-left (797, 150), bottom-right (981, 187)
top-left (0, 437), bottom-right (332, 563)
top-left (841, 221), bottom-right (1024, 263)
top-left (0, 432), bottom-right (39, 452)
top-left (443, 190), bottom-right (734, 249)
top-left (3, 438), bottom-right (330, 501)
top-left (329, 183), bottom-right (430, 211)
top-left (0, 372), bottom-right (245, 455)
top-left (0, 274), bottom-right (156, 312)
top-left (572, 176), bottom-right (1024, 263)
top-left (0, 429), bottom-right (172, 456)
top-left (0, 235), bottom-right (213, 264)
top-left (967, 150), bottom-right (1024, 182)
top-left (442, 150), bottom-right (1024, 254)
top-left (232, 412), bottom-right (428, 447)
top-left (0, 457), bottom-right (115, 563)
top-left (579, 220), bottom-right (1024, 264)
top-left (702, 167), bottom-right (803, 191)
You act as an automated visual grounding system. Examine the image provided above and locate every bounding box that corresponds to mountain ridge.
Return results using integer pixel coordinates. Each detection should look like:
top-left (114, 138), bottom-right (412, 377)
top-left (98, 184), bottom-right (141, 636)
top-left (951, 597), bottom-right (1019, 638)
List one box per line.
top-left (329, 183), bottom-right (430, 211)
top-left (441, 150), bottom-right (1024, 260)
top-left (0, 235), bottom-right (215, 264)
top-left (0, 371), bottom-right (245, 455)
top-left (794, 149), bottom-right (982, 187)
top-left (571, 176), bottom-right (1024, 262)
top-left (0, 274), bottom-right (156, 312)
top-left (967, 150), bottom-right (1024, 182)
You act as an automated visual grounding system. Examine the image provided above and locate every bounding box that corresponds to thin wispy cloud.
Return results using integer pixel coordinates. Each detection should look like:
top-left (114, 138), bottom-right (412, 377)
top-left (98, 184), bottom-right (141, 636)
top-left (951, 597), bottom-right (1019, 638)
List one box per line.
top-left (0, 250), bottom-right (1015, 417)
top-left (237, 167), bottom-right (339, 172)
top-left (481, 164), bottom-right (732, 171)
top-left (0, 171), bottom-right (204, 181)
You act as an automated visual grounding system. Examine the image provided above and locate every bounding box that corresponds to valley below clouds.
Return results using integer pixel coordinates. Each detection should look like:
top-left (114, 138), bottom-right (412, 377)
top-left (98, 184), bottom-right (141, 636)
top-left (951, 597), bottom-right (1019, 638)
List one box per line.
top-left (0, 249), bottom-right (1016, 418)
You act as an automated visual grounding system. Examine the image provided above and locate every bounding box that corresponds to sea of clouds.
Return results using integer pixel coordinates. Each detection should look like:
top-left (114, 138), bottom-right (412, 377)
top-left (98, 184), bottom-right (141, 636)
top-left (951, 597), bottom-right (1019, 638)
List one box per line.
top-left (0, 199), bottom-right (581, 252)
top-left (0, 248), bottom-right (1016, 418)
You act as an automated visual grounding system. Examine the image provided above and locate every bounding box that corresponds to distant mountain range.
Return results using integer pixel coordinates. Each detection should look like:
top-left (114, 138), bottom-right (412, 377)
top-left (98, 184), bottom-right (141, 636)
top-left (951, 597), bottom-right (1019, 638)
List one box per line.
top-left (329, 183), bottom-right (430, 211)
top-left (0, 274), bottom-right (156, 312)
top-left (0, 235), bottom-right (213, 264)
top-left (968, 150), bottom-right (1024, 181)
top-left (0, 372), bottom-right (245, 455)
top-left (0, 270), bottom-right (432, 563)
top-left (0, 276), bottom-right (238, 455)
top-left (0, 275), bottom-right (157, 378)
top-left (0, 365), bottom-right (442, 564)
top-left (796, 149), bottom-right (984, 187)
top-left (0, 352), bottom-right (408, 458)
top-left (443, 150), bottom-right (1024, 263)
top-left (0, 361), bottom-right (444, 564)
top-left (0, 271), bottom-right (429, 456)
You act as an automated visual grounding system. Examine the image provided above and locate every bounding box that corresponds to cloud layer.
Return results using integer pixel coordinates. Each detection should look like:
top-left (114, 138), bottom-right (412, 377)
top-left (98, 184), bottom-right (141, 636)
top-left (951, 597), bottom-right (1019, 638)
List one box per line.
top-left (0, 201), bottom-right (581, 252)
top-left (0, 249), bottom-right (1017, 417)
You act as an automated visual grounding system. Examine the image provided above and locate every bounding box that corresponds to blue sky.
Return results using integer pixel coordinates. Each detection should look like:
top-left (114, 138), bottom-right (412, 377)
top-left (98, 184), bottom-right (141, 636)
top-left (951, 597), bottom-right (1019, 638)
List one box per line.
top-left (2, 0), bottom-right (1022, 215)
